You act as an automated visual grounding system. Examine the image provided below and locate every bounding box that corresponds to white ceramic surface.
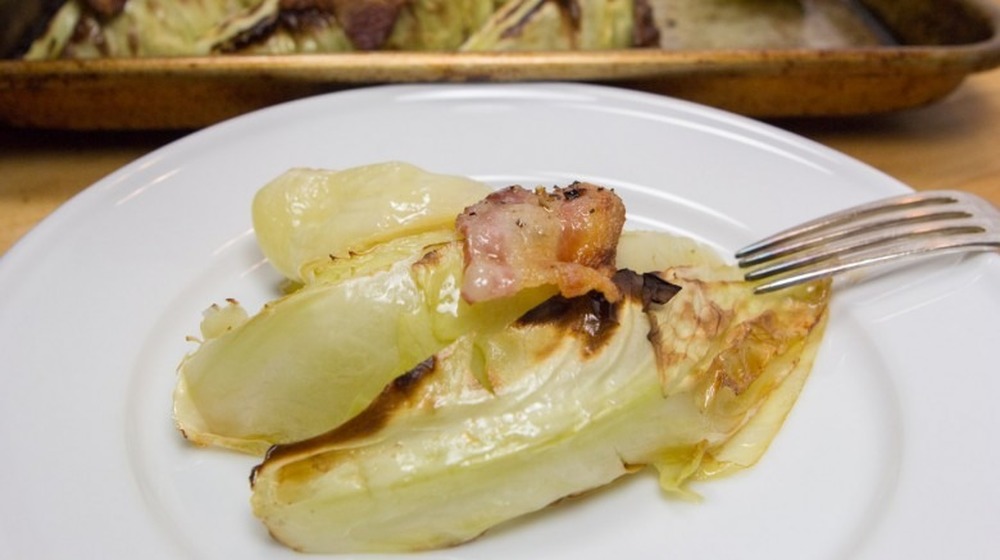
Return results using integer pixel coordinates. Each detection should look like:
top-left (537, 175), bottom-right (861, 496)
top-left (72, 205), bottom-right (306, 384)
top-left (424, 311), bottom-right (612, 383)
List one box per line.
top-left (1, 83), bottom-right (997, 559)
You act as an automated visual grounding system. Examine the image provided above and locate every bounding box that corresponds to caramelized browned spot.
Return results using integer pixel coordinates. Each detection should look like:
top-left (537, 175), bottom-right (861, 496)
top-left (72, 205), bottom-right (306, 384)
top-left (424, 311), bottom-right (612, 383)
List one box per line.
top-left (647, 276), bottom-right (831, 410)
top-left (218, 13), bottom-right (283, 52)
top-left (619, 269), bottom-right (682, 309)
top-left (499, 1), bottom-right (547, 40)
top-left (85, 0), bottom-right (127, 18)
top-left (516, 269), bottom-right (680, 356)
top-left (414, 245), bottom-right (446, 268)
top-left (500, 0), bottom-right (584, 40)
top-left (633, 0), bottom-right (661, 47)
top-left (563, 0), bottom-right (582, 27)
top-left (329, 0), bottom-right (406, 50)
top-left (554, 182), bottom-right (623, 271)
top-left (280, 0), bottom-right (314, 8)
top-left (710, 316), bottom-right (778, 396)
top-left (254, 356), bottom-right (437, 476)
top-left (277, 0), bottom-right (406, 49)
top-left (515, 289), bottom-right (617, 356)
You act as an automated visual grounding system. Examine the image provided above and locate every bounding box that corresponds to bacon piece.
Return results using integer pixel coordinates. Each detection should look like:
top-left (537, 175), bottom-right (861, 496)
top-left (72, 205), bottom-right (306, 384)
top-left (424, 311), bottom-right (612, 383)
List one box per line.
top-left (456, 183), bottom-right (626, 303)
top-left (279, 0), bottom-right (406, 50)
top-left (633, 0), bottom-right (661, 47)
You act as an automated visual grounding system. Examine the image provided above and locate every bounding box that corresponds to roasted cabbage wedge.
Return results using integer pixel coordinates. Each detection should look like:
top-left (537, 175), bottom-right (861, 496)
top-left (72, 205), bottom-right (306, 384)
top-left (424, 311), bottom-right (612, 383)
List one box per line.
top-left (25, 0), bottom-right (657, 58)
top-left (175, 163), bottom-right (543, 453)
top-left (251, 161), bottom-right (491, 283)
top-left (173, 162), bottom-right (830, 553)
top-left (25, 0), bottom-right (280, 59)
top-left (174, 233), bottom-right (556, 454)
top-left (249, 235), bottom-right (830, 553)
top-left (461, 0), bottom-right (636, 51)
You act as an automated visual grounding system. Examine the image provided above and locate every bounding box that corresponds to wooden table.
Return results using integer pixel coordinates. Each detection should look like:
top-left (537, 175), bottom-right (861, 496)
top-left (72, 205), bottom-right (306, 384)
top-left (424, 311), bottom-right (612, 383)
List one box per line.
top-left (2, 69), bottom-right (999, 256)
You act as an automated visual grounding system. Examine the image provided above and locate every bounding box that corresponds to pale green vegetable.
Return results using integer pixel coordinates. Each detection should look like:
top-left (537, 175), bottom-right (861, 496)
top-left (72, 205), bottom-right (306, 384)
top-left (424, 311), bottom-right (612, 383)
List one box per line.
top-left (171, 228), bottom-right (719, 454)
top-left (172, 228), bottom-right (698, 455)
top-left (25, 0), bottom-right (279, 59)
top-left (25, 0), bottom-right (653, 59)
top-left (22, 0), bottom-right (83, 60)
top-left (236, 15), bottom-right (355, 55)
top-left (461, 0), bottom-right (636, 51)
top-left (617, 228), bottom-right (728, 270)
top-left (252, 162), bottom-right (491, 283)
top-left (174, 160), bottom-right (829, 553)
top-left (384, 0), bottom-right (509, 51)
top-left (174, 241), bottom-right (439, 454)
top-left (174, 162), bottom-right (553, 454)
top-left (174, 163), bottom-right (519, 453)
top-left (250, 255), bottom-right (830, 553)
top-left (174, 237), bottom-right (553, 454)
top-left (239, 0), bottom-right (505, 53)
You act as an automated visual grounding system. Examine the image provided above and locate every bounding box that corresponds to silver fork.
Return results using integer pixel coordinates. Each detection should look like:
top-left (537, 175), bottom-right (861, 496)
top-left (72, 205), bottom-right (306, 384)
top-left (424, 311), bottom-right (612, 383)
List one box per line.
top-left (736, 190), bottom-right (1000, 294)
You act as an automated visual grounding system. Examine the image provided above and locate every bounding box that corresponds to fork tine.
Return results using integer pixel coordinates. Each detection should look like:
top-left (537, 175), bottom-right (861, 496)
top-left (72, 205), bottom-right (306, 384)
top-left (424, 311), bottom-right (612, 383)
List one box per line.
top-left (735, 190), bottom-right (964, 261)
top-left (743, 215), bottom-right (989, 279)
top-left (749, 231), bottom-right (1000, 294)
top-left (736, 189), bottom-right (1000, 294)
top-left (736, 207), bottom-right (973, 267)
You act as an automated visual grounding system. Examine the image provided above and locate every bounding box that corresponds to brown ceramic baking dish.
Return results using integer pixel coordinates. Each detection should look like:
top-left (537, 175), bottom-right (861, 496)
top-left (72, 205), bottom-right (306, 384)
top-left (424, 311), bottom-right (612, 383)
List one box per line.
top-left (2, 0), bottom-right (999, 129)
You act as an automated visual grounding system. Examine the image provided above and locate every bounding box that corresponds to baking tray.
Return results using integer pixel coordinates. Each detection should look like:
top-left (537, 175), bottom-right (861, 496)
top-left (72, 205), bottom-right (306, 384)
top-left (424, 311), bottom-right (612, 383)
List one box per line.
top-left (2, 0), bottom-right (999, 129)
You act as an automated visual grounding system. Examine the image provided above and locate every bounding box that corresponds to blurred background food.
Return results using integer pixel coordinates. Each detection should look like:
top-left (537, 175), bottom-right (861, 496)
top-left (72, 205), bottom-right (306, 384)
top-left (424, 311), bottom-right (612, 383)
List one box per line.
top-left (12, 0), bottom-right (661, 58)
top-left (1, 0), bottom-right (998, 127)
top-left (3, 0), bottom-right (939, 59)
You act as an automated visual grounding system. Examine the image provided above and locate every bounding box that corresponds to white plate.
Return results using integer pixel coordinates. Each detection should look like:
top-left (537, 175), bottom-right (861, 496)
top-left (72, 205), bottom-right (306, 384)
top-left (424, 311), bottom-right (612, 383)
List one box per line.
top-left (1, 84), bottom-right (998, 559)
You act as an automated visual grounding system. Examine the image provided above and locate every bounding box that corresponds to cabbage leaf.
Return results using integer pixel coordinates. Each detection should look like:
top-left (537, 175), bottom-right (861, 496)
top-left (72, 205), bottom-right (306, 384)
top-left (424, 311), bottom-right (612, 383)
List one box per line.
top-left (172, 162), bottom-right (830, 553)
top-left (174, 235), bottom-right (554, 454)
top-left (249, 257), bottom-right (829, 553)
